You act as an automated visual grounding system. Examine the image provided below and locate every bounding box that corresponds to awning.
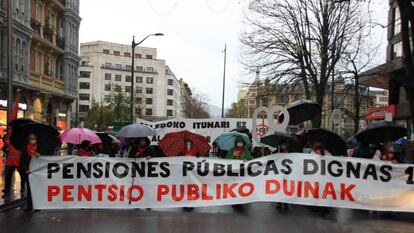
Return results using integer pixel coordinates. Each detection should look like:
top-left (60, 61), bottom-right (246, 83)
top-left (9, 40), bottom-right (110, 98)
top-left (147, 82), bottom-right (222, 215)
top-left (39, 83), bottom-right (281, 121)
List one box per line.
top-left (359, 58), bottom-right (404, 89)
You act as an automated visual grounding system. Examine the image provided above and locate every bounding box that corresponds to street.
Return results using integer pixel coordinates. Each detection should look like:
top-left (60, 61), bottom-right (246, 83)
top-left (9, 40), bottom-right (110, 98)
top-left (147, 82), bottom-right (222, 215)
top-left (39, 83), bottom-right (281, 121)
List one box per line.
top-left (1, 203), bottom-right (414, 233)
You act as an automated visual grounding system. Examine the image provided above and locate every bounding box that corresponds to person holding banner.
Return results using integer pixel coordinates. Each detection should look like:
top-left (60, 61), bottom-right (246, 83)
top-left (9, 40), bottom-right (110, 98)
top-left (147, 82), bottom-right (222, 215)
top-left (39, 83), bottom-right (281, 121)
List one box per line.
top-left (182, 139), bottom-right (198, 156)
top-left (310, 141), bottom-right (332, 156)
top-left (20, 133), bottom-right (40, 211)
top-left (129, 137), bottom-right (154, 159)
top-left (226, 137), bottom-right (253, 161)
top-left (79, 140), bottom-right (95, 157)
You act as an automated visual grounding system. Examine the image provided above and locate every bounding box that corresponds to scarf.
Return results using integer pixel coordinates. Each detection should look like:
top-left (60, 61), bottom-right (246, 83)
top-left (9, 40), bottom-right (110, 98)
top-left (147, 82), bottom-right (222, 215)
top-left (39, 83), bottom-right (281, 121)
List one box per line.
top-left (79, 148), bottom-right (93, 157)
top-left (233, 146), bottom-right (245, 157)
top-left (183, 147), bottom-right (197, 156)
top-left (136, 145), bottom-right (148, 157)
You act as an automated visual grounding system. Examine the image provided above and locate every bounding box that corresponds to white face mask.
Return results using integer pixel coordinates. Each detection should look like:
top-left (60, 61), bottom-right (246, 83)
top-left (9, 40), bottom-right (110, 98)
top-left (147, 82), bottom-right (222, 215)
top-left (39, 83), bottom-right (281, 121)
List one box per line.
top-left (236, 142), bottom-right (244, 147)
top-left (29, 139), bottom-right (37, 144)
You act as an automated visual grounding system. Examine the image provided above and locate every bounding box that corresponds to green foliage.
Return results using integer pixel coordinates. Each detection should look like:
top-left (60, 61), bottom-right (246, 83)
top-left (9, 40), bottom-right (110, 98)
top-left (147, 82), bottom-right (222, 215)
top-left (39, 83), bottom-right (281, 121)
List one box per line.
top-left (84, 100), bottom-right (115, 131)
top-left (225, 99), bottom-right (248, 118)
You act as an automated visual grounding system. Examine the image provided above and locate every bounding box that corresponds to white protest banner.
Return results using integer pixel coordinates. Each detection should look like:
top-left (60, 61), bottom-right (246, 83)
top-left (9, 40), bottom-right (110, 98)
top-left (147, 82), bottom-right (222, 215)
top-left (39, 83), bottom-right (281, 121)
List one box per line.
top-left (136, 117), bottom-right (280, 147)
top-left (30, 154), bottom-right (414, 211)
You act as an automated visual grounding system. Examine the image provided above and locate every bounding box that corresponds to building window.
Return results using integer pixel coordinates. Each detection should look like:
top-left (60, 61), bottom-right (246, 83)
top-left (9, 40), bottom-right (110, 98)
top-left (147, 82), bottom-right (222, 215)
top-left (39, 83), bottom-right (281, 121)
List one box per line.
top-left (126, 75), bottom-right (132, 82)
top-left (146, 55), bottom-right (153, 59)
top-left (79, 71), bottom-right (90, 78)
top-left (392, 41), bottom-right (403, 59)
top-left (145, 109), bottom-right (152, 116)
top-left (167, 99), bottom-right (173, 106)
top-left (79, 93), bottom-right (90, 101)
top-left (167, 110), bottom-right (173, 117)
top-left (105, 73), bottom-right (111, 80)
top-left (168, 79), bottom-right (173, 85)
top-left (103, 49), bottom-right (109, 54)
top-left (249, 100), bottom-right (255, 105)
top-left (146, 67), bottom-right (154, 73)
top-left (146, 88), bottom-right (153, 94)
top-left (114, 64), bottom-right (122, 69)
top-left (137, 87), bottom-right (142, 93)
top-left (124, 52), bottom-right (131, 57)
top-left (167, 89), bottom-right (173, 96)
top-left (146, 77), bottom-right (153, 84)
top-left (113, 51), bottom-right (120, 56)
top-left (393, 7), bottom-right (401, 36)
top-left (115, 74), bottom-right (122, 81)
top-left (104, 62), bottom-right (111, 68)
top-left (104, 95), bottom-right (111, 102)
top-left (125, 86), bottom-right (131, 92)
top-left (136, 97), bottom-right (142, 104)
top-left (135, 108), bottom-right (142, 115)
top-left (146, 98), bottom-right (153, 105)
top-left (79, 82), bottom-right (90, 89)
top-left (125, 65), bottom-right (132, 71)
top-left (135, 54), bottom-right (142, 58)
top-left (79, 105), bottom-right (90, 112)
top-left (81, 61), bottom-right (89, 66)
top-left (104, 84), bottom-right (111, 91)
top-left (136, 76), bottom-right (142, 83)
top-left (136, 66), bottom-right (143, 71)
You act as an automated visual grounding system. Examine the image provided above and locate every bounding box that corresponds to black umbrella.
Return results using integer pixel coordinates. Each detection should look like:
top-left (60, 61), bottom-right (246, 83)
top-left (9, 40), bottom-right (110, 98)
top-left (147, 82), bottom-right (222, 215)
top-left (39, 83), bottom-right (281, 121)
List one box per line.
top-left (8, 118), bottom-right (35, 130)
top-left (261, 131), bottom-right (300, 148)
top-left (354, 121), bottom-right (407, 144)
top-left (230, 127), bottom-right (252, 141)
top-left (282, 100), bottom-right (322, 125)
top-left (304, 128), bottom-right (347, 156)
top-left (10, 122), bottom-right (60, 155)
top-left (346, 136), bottom-right (359, 148)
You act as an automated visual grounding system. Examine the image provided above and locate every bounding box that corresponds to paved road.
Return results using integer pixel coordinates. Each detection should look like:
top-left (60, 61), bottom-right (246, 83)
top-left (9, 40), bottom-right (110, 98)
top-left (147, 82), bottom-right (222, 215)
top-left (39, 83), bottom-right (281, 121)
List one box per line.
top-left (1, 203), bottom-right (414, 233)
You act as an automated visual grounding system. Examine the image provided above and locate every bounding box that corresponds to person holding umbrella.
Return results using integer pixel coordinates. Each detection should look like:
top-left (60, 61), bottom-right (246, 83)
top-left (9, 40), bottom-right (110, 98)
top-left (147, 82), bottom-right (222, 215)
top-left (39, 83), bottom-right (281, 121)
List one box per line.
top-left (129, 137), bottom-right (154, 159)
top-left (182, 139), bottom-right (198, 156)
top-left (79, 140), bottom-right (95, 157)
top-left (226, 137), bottom-right (252, 161)
top-left (310, 141), bottom-right (332, 156)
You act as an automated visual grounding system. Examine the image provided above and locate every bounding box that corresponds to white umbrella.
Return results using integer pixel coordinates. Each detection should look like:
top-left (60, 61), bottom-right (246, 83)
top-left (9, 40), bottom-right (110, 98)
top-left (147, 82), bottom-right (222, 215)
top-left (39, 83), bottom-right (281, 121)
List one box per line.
top-left (116, 124), bottom-right (156, 138)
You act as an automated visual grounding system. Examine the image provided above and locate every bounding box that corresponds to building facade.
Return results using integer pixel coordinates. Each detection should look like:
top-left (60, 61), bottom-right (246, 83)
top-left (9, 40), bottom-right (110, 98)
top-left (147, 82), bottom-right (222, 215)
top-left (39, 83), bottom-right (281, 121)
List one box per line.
top-left (76, 41), bottom-right (183, 123)
top-left (0, 0), bottom-right (80, 130)
top-left (0, 0), bottom-right (32, 124)
top-left (360, 0), bottom-right (412, 126)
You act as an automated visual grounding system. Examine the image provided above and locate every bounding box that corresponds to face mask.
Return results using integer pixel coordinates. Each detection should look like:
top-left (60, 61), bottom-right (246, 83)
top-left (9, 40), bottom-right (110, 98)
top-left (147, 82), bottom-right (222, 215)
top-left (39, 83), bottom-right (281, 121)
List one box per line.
top-left (139, 140), bottom-right (147, 146)
top-left (29, 139), bottom-right (37, 144)
top-left (388, 146), bottom-right (395, 152)
top-left (236, 142), bottom-right (244, 147)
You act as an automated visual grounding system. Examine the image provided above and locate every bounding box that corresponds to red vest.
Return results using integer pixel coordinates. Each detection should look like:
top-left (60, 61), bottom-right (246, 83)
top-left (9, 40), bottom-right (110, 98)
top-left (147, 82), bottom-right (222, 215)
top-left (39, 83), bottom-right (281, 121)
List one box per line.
top-left (6, 146), bottom-right (21, 167)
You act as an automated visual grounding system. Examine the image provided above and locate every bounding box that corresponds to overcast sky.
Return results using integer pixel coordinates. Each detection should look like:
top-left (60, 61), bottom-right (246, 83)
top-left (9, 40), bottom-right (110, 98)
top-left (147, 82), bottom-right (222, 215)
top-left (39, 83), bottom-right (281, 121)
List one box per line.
top-left (79, 0), bottom-right (389, 109)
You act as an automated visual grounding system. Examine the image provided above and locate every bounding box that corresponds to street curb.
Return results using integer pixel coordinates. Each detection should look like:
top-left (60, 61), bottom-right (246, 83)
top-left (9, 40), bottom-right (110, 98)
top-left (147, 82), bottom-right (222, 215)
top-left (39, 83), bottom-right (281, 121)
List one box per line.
top-left (0, 198), bottom-right (26, 212)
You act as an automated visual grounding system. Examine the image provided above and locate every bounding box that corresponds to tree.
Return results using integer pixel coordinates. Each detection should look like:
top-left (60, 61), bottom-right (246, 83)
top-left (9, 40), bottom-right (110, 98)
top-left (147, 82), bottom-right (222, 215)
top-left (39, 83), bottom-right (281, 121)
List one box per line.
top-left (226, 99), bottom-right (248, 118)
top-left (84, 100), bottom-right (114, 131)
top-left (183, 91), bottom-right (211, 119)
top-left (241, 0), bottom-right (362, 127)
top-left (337, 10), bottom-right (380, 133)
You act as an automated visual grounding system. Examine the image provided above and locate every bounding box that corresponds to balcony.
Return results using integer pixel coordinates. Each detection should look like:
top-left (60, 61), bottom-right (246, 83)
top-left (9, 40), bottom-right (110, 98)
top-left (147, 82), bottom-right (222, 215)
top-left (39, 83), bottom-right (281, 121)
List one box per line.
top-left (30, 18), bottom-right (41, 36)
top-left (56, 35), bottom-right (65, 50)
top-left (43, 25), bottom-right (54, 43)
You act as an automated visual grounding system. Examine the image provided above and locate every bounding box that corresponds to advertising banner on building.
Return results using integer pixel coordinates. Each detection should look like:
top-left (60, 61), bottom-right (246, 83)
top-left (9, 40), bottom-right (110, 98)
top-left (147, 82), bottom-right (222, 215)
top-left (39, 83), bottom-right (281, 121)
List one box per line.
top-left (30, 154), bottom-right (414, 212)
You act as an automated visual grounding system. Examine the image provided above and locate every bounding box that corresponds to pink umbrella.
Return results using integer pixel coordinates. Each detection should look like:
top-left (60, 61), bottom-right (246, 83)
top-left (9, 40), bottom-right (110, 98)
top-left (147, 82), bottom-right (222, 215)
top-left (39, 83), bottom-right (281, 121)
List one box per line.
top-left (59, 128), bottom-right (102, 145)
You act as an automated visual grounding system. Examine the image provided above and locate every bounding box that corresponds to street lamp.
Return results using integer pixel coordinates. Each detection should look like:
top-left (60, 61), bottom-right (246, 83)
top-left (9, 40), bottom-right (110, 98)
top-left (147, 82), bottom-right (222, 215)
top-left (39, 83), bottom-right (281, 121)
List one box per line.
top-left (130, 33), bottom-right (164, 123)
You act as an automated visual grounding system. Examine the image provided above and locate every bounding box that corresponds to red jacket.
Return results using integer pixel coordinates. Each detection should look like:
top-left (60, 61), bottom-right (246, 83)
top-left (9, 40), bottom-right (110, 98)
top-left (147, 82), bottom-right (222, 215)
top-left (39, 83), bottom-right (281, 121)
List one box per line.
top-left (5, 145), bottom-right (21, 167)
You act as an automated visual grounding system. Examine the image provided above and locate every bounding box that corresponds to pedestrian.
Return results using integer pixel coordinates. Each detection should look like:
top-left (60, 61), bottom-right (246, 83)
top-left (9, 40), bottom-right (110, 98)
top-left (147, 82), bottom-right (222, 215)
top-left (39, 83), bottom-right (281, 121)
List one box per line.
top-left (381, 142), bottom-right (404, 164)
top-left (128, 137), bottom-right (153, 159)
top-left (2, 134), bottom-right (26, 200)
top-left (20, 133), bottom-right (40, 211)
top-left (182, 139), bottom-right (198, 156)
top-left (226, 137), bottom-right (252, 210)
top-left (310, 141), bottom-right (332, 156)
top-left (78, 140), bottom-right (94, 157)
top-left (226, 137), bottom-right (252, 161)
